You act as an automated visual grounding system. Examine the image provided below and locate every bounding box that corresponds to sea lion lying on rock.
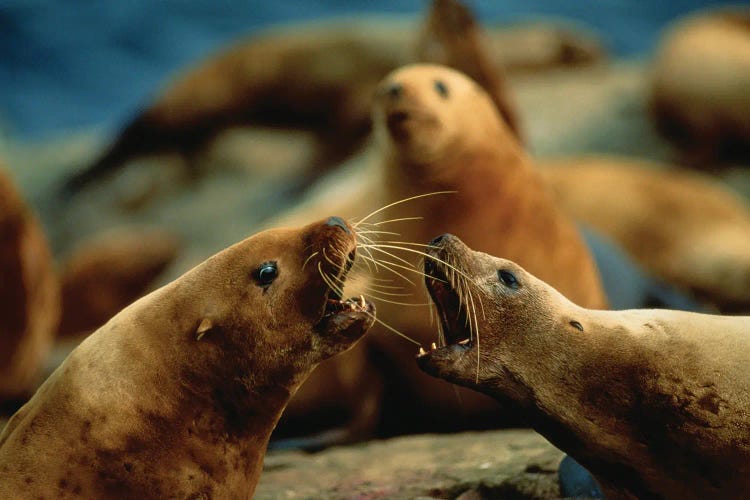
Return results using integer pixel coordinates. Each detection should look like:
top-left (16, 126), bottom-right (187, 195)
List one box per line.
top-left (541, 156), bottom-right (750, 311)
top-left (418, 234), bottom-right (750, 499)
top-left (650, 9), bottom-right (750, 163)
top-left (0, 217), bottom-right (374, 498)
top-left (63, 0), bottom-right (602, 194)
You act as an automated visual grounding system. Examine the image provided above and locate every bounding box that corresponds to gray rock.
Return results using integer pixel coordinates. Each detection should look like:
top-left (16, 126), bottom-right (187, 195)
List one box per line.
top-left (256, 429), bottom-right (565, 499)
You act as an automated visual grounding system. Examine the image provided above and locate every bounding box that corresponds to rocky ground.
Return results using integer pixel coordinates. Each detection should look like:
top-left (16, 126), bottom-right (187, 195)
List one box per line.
top-left (257, 429), bottom-right (565, 500)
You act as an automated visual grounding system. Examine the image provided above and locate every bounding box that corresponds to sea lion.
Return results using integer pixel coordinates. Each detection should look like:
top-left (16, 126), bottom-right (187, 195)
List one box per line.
top-left (0, 167), bottom-right (60, 405)
top-left (541, 156), bottom-right (750, 311)
top-left (58, 227), bottom-right (180, 337)
top-left (63, 0), bottom-right (602, 194)
top-left (417, 234), bottom-right (750, 499)
top-left (0, 217), bottom-right (374, 498)
top-left (272, 63), bottom-right (607, 436)
top-left (650, 9), bottom-right (750, 163)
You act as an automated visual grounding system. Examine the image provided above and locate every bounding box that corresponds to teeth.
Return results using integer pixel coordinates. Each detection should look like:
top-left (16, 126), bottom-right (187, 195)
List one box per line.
top-left (431, 342), bottom-right (437, 351)
top-left (360, 295), bottom-right (366, 308)
top-left (458, 338), bottom-right (471, 346)
top-left (418, 347), bottom-right (427, 357)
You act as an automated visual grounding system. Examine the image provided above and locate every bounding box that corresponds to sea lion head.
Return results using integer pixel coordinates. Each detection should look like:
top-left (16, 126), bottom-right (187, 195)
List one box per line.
top-left (372, 64), bottom-right (508, 175)
top-left (416, 233), bottom-right (581, 404)
top-left (184, 216), bottom-right (375, 389)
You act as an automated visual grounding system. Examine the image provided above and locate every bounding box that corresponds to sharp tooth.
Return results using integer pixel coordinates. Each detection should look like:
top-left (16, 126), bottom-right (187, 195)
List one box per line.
top-left (360, 295), bottom-right (366, 308)
top-left (418, 347), bottom-right (427, 356)
top-left (458, 338), bottom-right (470, 345)
top-left (431, 342), bottom-right (437, 351)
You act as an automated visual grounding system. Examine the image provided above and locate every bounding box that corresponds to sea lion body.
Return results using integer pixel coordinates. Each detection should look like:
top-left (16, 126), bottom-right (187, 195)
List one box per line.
top-left (0, 167), bottom-right (60, 403)
top-left (541, 156), bottom-right (750, 310)
top-left (650, 9), bottom-right (750, 162)
top-left (418, 235), bottom-right (750, 498)
top-left (0, 218), bottom-right (374, 498)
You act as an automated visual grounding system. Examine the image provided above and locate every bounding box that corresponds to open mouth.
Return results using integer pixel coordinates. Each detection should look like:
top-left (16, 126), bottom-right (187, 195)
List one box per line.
top-left (423, 257), bottom-right (472, 350)
top-left (316, 247), bottom-right (375, 336)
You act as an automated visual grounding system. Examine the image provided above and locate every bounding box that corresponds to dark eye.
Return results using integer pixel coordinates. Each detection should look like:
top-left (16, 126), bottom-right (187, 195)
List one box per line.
top-left (498, 270), bottom-right (519, 289)
top-left (434, 80), bottom-right (449, 99)
top-left (256, 262), bottom-right (278, 287)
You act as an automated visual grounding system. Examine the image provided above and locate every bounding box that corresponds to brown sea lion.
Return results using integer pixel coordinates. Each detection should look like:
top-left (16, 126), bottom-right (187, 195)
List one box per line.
top-left (58, 227), bottom-right (181, 337)
top-left (417, 234), bottom-right (750, 499)
top-left (273, 63), bottom-right (607, 436)
top-left (0, 167), bottom-right (60, 405)
top-left (0, 217), bottom-right (374, 498)
top-left (64, 0), bottom-right (603, 194)
top-left (369, 63), bottom-right (607, 431)
top-left (650, 9), bottom-right (750, 163)
top-left (540, 156), bottom-right (750, 310)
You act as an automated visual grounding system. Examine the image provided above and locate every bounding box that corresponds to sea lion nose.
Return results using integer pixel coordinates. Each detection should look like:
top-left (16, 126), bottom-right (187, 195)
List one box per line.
top-left (325, 216), bottom-right (351, 234)
top-left (386, 82), bottom-right (402, 99)
top-left (429, 234), bottom-right (448, 246)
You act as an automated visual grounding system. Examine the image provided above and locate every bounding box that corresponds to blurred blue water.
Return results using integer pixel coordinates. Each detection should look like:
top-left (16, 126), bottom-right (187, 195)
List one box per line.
top-left (0, 0), bottom-right (736, 138)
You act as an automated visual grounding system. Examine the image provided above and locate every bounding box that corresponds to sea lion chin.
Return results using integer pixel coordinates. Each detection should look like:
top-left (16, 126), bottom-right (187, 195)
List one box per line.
top-left (417, 234), bottom-right (750, 498)
top-left (0, 216), bottom-right (373, 499)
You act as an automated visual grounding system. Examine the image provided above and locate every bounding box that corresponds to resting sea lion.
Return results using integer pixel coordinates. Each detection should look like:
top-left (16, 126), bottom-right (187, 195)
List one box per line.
top-left (63, 0), bottom-right (602, 194)
top-left (0, 167), bottom-right (60, 405)
top-left (541, 156), bottom-right (750, 311)
top-left (650, 9), bottom-right (750, 163)
top-left (417, 234), bottom-right (750, 499)
top-left (0, 217), bottom-right (374, 498)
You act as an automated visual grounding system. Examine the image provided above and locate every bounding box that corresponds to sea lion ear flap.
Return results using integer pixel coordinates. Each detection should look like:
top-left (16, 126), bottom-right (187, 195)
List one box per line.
top-left (195, 318), bottom-right (215, 341)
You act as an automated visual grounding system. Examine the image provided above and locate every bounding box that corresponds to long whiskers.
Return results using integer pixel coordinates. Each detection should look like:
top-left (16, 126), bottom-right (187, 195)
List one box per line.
top-left (353, 191), bottom-right (455, 228)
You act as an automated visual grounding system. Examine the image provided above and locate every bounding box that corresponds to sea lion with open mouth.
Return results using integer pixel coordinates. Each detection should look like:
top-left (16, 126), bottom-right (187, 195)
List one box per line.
top-left (417, 234), bottom-right (750, 499)
top-left (0, 217), bottom-right (374, 499)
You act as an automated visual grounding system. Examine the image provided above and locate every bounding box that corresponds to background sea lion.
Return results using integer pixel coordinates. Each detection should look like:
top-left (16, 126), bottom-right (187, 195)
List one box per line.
top-left (0, 217), bottom-right (374, 498)
top-left (0, 166), bottom-right (60, 406)
top-left (62, 0), bottom-right (601, 195)
top-left (650, 8), bottom-right (750, 164)
top-left (417, 234), bottom-right (750, 499)
top-left (273, 63), bottom-right (607, 436)
top-left (541, 156), bottom-right (750, 311)
top-left (57, 227), bottom-right (181, 338)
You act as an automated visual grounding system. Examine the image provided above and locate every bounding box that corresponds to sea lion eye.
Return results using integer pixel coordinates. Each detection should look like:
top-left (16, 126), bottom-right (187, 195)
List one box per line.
top-left (498, 270), bottom-right (519, 289)
top-left (256, 262), bottom-right (278, 287)
top-left (434, 80), bottom-right (449, 98)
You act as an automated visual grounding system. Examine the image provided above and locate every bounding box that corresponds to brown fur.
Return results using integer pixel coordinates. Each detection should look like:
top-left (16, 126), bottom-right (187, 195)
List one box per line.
top-left (0, 167), bottom-right (60, 402)
top-left (541, 156), bottom-right (750, 310)
top-left (650, 9), bottom-right (750, 163)
top-left (59, 227), bottom-right (180, 337)
top-left (418, 235), bottom-right (750, 499)
top-left (0, 219), bottom-right (373, 498)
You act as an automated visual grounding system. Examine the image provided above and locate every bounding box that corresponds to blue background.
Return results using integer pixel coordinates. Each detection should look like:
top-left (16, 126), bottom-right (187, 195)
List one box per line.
top-left (0, 0), bottom-right (735, 138)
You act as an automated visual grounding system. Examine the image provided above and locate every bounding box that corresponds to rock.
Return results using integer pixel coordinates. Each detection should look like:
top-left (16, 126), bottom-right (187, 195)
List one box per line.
top-left (256, 429), bottom-right (564, 499)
